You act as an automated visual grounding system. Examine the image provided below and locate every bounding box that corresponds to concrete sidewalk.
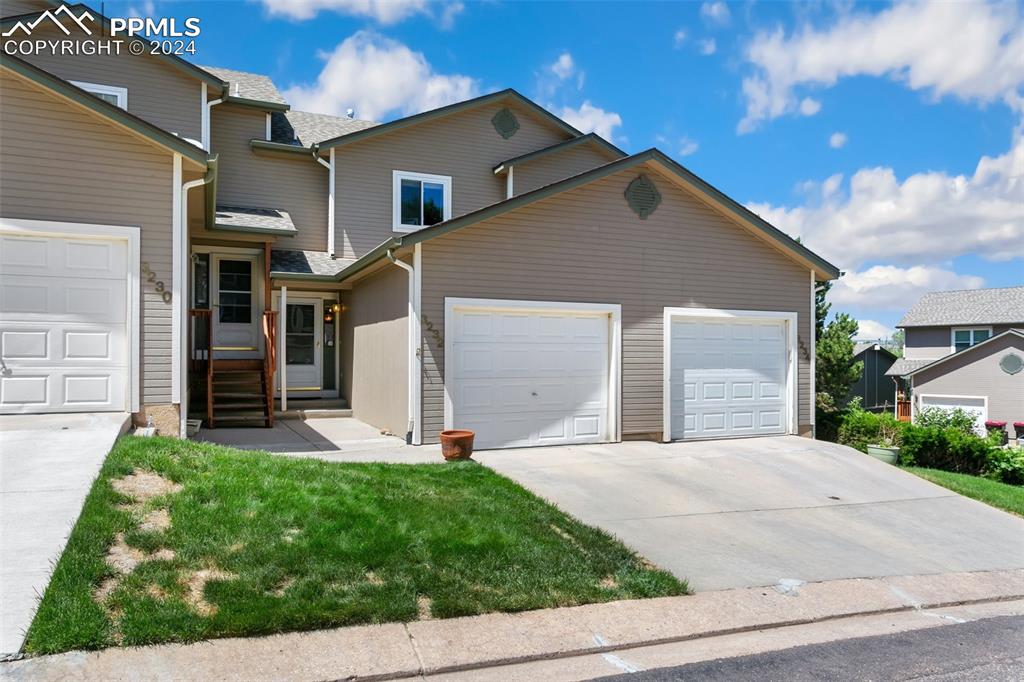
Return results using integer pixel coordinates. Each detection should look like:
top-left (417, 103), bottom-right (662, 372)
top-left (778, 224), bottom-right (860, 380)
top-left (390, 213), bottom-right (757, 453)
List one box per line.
top-left (4, 568), bottom-right (1022, 681)
top-left (0, 412), bottom-right (130, 657)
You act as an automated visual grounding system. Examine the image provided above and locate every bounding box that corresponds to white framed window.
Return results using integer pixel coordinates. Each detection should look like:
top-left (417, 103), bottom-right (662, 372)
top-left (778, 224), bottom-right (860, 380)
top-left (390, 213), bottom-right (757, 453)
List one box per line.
top-left (951, 327), bottom-right (992, 353)
top-left (392, 170), bottom-right (451, 232)
top-left (70, 80), bottom-right (128, 109)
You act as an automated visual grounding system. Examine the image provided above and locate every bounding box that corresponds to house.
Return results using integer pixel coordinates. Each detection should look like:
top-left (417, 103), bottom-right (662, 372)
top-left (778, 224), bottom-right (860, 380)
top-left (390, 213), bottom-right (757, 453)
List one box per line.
top-left (0, 1), bottom-right (841, 448)
top-left (848, 343), bottom-right (897, 412)
top-left (886, 287), bottom-right (1024, 432)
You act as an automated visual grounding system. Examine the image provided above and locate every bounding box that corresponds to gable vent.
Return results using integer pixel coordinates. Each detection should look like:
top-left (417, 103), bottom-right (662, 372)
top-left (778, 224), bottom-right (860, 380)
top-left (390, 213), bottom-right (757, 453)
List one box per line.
top-left (624, 174), bottom-right (661, 219)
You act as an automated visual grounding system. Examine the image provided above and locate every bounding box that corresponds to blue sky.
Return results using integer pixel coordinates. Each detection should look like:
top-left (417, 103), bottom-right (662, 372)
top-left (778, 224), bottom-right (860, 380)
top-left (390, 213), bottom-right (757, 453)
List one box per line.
top-left (119, 0), bottom-right (1023, 338)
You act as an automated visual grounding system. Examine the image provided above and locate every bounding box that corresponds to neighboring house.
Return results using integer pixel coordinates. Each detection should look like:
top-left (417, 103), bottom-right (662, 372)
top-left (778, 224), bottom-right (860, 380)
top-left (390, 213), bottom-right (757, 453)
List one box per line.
top-left (848, 343), bottom-right (897, 412)
top-left (886, 287), bottom-right (1024, 433)
top-left (0, 1), bottom-right (841, 448)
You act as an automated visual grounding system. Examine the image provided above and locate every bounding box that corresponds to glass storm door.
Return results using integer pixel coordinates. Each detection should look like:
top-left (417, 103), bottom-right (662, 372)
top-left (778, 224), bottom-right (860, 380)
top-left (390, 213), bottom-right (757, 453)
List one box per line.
top-left (278, 298), bottom-right (322, 395)
top-left (211, 256), bottom-right (260, 359)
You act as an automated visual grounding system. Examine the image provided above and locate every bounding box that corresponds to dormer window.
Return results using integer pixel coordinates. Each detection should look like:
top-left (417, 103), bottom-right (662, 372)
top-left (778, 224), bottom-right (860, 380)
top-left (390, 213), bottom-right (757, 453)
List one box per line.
top-left (70, 81), bottom-right (128, 109)
top-left (392, 170), bottom-right (451, 232)
top-left (952, 327), bottom-right (991, 352)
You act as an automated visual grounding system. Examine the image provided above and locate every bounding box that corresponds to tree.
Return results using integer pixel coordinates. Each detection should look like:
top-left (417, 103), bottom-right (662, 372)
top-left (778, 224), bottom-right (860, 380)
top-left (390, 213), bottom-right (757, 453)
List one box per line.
top-left (884, 329), bottom-right (905, 358)
top-left (815, 279), bottom-right (832, 341)
top-left (816, 312), bottom-right (863, 411)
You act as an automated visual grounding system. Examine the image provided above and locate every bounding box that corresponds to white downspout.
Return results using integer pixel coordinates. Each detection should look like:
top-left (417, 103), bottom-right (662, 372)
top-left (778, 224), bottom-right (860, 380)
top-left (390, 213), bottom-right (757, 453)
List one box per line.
top-left (506, 165), bottom-right (514, 199)
top-left (178, 170), bottom-right (214, 437)
top-left (387, 248), bottom-right (420, 444)
top-left (314, 148), bottom-right (335, 257)
top-left (202, 89), bottom-right (224, 152)
top-left (810, 269), bottom-right (816, 439)
top-left (279, 286), bottom-right (287, 412)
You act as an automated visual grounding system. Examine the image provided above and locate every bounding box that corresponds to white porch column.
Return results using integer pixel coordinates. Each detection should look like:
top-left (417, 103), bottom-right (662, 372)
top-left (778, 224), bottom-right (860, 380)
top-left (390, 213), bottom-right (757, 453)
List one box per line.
top-left (279, 285), bottom-right (287, 412)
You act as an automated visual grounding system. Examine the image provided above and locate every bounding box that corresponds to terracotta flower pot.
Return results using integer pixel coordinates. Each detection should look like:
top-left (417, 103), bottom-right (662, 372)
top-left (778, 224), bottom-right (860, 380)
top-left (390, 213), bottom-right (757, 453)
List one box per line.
top-left (440, 430), bottom-right (475, 460)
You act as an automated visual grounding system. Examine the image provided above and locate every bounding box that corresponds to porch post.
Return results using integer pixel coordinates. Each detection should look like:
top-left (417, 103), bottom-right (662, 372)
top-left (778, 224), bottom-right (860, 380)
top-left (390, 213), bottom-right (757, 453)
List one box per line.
top-left (264, 242), bottom-right (272, 311)
top-left (280, 285), bottom-right (287, 411)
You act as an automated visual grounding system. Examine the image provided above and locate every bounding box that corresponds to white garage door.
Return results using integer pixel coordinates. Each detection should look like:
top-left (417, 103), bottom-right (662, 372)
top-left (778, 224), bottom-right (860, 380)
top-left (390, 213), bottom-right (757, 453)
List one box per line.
top-left (918, 395), bottom-right (988, 436)
top-left (449, 305), bottom-right (611, 449)
top-left (0, 232), bottom-right (129, 413)
top-left (669, 316), bottom-right (789, 439)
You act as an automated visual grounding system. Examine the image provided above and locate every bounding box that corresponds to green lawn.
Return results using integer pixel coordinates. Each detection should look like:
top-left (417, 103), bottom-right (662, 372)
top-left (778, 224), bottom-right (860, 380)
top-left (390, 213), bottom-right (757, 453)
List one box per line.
top-left (905, 467), bottom-right (1024, 517)
top-left (26, 437), bottom-right (686, 655)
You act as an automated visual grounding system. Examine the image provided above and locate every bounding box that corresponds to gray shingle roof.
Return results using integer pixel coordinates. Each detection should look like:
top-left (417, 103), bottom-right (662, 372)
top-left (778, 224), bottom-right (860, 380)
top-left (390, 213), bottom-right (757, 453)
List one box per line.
top-left (270, 110), bottom-right (377, 147)
top-left (853, 342), bottom-right (877, 356)
top-left (200, 65), bottom-right (287, 105)
top-left (898, 286), bottom-right (1024, 327)
top-left (270, 249), bottom-right (354, 278)
top-left (885, 358), bottom-right (932, 376)
top-left (214, 205), bottom-right (296, 236)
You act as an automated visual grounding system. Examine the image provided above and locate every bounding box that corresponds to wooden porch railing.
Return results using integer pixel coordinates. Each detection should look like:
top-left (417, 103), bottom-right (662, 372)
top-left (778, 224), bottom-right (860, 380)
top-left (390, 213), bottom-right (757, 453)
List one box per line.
top-left (262, 310), bottom-right (278, 427)
top-left (896, 400), bottom-right (912, 422)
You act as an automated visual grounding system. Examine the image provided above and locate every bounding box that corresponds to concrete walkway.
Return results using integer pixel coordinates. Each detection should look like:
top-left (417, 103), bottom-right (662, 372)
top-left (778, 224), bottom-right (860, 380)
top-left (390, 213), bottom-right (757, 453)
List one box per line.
top-left (4, 569), bottom-right (1022, 681)
top-left (475, 437), bottom-right (1024, 591)
top-left (0, 412), bottom-right (129, 656)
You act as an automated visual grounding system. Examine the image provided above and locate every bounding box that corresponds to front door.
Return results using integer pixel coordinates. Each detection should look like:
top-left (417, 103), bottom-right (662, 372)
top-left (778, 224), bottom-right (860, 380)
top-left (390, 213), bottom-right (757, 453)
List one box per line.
top-left (211, 256), bottom-right (260, 359)
top-left (278, 298), bottom-right (323, 396)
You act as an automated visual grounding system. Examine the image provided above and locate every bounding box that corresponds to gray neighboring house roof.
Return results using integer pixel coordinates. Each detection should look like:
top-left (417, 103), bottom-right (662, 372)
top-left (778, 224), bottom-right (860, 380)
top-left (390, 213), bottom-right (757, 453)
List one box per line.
top-left (885, 358), bottom-right (932, 377)
top-left (199, 65), bottom-right (289, 109)
top-left (898, 286), bottom-right (1024, 327)
top-left (854, 342), bottom-right (897, 359)
top-left (270, 249), bottom-right (354, 279)
top-left (270, 110), bottom-right (377, 147)
top-left (213, 206), bottom-right (296, 236)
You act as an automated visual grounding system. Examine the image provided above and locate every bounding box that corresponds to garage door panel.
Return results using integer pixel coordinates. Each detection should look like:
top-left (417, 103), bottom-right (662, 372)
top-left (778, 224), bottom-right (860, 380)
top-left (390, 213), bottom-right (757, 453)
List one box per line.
top-left (0, 232), bottom-right (129, 414)
top-left (451, 306), bottom-right (611, 449)
top-left (670, 315), bottom-right (789, 440)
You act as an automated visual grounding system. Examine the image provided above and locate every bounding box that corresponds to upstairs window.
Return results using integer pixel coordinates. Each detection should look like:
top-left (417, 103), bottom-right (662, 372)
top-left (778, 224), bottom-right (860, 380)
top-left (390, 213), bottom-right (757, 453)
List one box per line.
top-left (952, 327), bottom-right (991, 352)
top-left (70, 81), bottom-right (128, 109)
top-left (393, 170), bottom-right (451, 232)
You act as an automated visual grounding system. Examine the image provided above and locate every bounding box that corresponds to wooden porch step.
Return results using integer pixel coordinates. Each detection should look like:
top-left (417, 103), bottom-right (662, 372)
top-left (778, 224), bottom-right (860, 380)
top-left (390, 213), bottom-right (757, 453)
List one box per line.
top-left (215, 402), bottom-right (267, 410)
top-left (211, 359), bottom-right (263, 371)
top-left (213, 391), bottom-right (266, 399)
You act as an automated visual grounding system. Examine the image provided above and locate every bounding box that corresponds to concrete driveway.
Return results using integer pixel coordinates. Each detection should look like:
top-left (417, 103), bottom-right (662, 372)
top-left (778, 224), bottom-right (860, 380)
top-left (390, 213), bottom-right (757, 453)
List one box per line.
top-left (0, 412), bottom-right (129, 656)
top-left (476, 436), bottom-right (1024, 592)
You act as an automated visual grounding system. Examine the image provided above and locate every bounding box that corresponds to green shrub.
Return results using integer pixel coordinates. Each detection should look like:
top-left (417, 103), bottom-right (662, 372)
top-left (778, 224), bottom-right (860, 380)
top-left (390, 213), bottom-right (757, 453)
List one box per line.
top-left (987, 447), bottom-right (1024, 486)
top-left (837, 406), bottom-right (904, 453)
top-left (914, 406), bottom-right (977, 434)
top-left (901, 426), bottom-right (995, 475)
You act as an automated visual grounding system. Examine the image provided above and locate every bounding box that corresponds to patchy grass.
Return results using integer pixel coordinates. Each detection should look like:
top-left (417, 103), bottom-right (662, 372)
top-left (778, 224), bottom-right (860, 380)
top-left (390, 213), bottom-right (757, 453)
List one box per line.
top-left (25, 437), bottom-right (686, 654)
top-left (906, 467), bottom-right (1024, 517)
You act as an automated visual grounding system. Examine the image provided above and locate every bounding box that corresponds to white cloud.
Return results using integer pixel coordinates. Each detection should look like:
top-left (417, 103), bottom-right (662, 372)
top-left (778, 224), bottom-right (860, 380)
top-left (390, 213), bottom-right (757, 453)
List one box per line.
top-left (557, 101), bottom-right (622, 140)
top-left (700, 1), bottom-right (730, 26)
top-left (829, 131), bottom-right (847, 149)
top-left (738, 2), bottom-right (1024, 132)
top-left (698, 38), bottom-right (717, 56)
top-left (260, 0), bottom-right (462, 26)
top-left (550, 52), bottom-right (576, 81)
top-left (746, 134), bottom-right (1024, 270)
top-left (855, 319), bottom-right (894, 341)
top-left (282, 31), bottom-right (479, 121)
top-left (673, 28), bottom-right (687, 48)
top-left (678, 137), bottom-right (699, 157)
top-left (832, 265), bottom-right (985, 310)
top-left (798, 97), bottom-right (821, 116)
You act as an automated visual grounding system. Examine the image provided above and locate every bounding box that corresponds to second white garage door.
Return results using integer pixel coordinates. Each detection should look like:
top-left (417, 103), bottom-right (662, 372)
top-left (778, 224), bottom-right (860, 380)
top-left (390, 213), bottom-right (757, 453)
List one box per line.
top-left (447, 301), bottom-right (616, 449)
top-left (0, 230), bottom-right (130, 413)
top-left (668, 312), bottom-right (792, 440)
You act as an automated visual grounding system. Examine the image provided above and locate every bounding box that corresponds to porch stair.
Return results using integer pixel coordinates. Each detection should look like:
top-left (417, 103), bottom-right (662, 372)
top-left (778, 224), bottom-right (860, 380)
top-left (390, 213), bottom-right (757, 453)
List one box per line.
top-left (208, 359), bottom-right (273, 428)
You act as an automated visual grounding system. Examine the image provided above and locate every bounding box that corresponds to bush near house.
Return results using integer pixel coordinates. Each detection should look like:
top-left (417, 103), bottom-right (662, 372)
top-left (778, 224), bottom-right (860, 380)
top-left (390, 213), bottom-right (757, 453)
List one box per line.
top-left (836, 405), bottom-right (1024, 485)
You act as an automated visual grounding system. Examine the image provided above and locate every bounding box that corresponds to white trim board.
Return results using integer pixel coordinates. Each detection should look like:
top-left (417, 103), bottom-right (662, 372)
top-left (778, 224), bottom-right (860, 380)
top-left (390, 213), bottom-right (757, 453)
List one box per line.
top-left (70, 80), bottom-right (128, 109)
top-left (392, 170), bottom-right (452, 233)
top-left (443, 297), bottom-right (622, 446)
top-left (949, 326), bottom-right (994, 354)
top-left (0, 217), bottom-right (142, 413)
top-left (662, 307), bottom-right (799, 441)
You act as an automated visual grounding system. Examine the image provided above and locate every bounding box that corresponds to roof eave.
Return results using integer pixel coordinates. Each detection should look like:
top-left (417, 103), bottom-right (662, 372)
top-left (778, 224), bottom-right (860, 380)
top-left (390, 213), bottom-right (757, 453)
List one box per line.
top-left (492, 133), bottom-right (626, 174)
top-left (250, 139), bottom-right (314, 155)
top-left (270, 271), bottom-right (339, 281)
top-left (212, 224), bottom-right (296, 237)
top-left (224, 95), bottom-right (290, 112)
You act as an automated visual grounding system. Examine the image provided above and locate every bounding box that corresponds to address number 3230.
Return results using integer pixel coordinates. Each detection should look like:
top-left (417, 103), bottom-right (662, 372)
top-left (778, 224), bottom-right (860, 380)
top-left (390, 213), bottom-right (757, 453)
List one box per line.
top-left (141, 262), bottom-right (172, 304)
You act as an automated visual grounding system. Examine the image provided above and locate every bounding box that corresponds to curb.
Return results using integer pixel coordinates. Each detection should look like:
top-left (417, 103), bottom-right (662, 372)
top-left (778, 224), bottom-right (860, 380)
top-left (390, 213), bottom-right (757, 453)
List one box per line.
top-left (4, 569), bottom-right (1023, 681)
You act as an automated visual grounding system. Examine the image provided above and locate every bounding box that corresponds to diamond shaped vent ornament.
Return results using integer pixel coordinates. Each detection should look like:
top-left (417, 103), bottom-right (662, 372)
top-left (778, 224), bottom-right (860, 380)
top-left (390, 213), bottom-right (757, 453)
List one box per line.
top-left (491, 107), bottom-right (520, 139)
top-left (624, 175), bottom-right (661, 219)
top-left (1000, 353), bottom-right (1023, 375)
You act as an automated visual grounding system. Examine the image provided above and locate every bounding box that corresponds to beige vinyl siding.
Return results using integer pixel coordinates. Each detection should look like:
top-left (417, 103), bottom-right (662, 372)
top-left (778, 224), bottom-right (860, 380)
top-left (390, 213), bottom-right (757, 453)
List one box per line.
top-left (334, 101), bottom-right (571, 259)
top-left (905, 324), bottom-right (1019, 360)
top-left (513, 144), bottom-right (619, 196)
top-left (206, 105), bottom-right (329, 251)
top-left (4, 24), bottom-right (202, 140)
top-left (2, 0), bottom-right (51, 16)
top-left (912, 332), bottom-right (1024, 426)
top-left (340, 263), bottom-right (409, 436)
top-left (0, 70), bottom-right (176, 404)
top-left (419, 165), bottom-right (813, 443)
